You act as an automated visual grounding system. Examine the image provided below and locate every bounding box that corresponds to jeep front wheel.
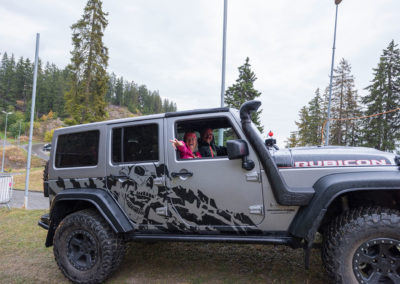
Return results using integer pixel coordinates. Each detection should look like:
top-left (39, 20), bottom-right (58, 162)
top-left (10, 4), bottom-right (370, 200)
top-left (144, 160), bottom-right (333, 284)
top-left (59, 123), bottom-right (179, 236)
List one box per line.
top-left (53, 209), bottom-right (126, 284)
top-left (322, 207), bottom-right (400, 284)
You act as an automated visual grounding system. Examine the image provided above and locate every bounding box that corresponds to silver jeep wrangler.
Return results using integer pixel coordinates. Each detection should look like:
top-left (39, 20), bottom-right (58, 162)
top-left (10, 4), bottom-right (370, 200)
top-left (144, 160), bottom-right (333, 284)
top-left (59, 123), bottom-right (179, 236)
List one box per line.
top-left (39, 101), bottom-right (400, 284)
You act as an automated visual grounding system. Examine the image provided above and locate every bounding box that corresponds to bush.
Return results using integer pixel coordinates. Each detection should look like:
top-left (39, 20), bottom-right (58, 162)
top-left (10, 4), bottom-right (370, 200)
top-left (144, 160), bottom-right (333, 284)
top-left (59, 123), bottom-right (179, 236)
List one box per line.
top-left (64, 117), bottom-right (77, 126)
top-left (9, 121), bottom-right (28, 138)
top-left (44, 129), bottom-right (55, 142)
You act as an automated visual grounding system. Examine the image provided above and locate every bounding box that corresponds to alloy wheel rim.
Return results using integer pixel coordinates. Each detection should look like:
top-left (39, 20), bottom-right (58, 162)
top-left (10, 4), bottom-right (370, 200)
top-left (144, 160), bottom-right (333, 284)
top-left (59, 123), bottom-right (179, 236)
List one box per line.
top-left (353, 238), bottom-right (400, 283)
top-left (66, 229), bottom-right (98, 271)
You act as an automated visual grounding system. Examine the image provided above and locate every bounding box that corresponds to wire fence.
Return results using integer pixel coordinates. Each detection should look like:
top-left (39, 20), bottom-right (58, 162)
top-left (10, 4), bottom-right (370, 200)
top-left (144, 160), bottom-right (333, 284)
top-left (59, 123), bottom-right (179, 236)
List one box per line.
top-left (321, 107), bottom-right (400, 145)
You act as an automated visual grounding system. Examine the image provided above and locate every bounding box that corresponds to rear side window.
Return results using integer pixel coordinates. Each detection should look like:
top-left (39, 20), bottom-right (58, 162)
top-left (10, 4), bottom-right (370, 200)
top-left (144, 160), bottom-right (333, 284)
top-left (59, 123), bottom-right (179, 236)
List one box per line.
top-left (112, 124), bottom-right (158, 163)
top-left (55, 130), bottom-right (99, 168)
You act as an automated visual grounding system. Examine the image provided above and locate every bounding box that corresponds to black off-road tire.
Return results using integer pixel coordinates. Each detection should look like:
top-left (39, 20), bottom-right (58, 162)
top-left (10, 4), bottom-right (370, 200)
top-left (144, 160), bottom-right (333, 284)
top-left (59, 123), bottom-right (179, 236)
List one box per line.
top-left (322, 207), bottom-right (400, 284)
top-left (53, 209), bottom-right (126, 284)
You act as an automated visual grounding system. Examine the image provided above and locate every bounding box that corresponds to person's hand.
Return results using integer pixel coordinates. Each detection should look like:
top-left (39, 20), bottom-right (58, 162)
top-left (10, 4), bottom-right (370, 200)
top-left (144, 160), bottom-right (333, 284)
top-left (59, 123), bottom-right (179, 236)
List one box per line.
top-left (169, 138), bottom-right (183, 150)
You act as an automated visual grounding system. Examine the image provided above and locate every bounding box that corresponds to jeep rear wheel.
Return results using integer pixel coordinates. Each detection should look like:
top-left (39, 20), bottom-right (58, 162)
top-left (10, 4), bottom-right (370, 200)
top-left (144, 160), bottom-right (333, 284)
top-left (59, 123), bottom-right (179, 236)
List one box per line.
top-left (53, 209), bottom-right (126, 284)
top-left (322, 207), bottom-right (400, 284)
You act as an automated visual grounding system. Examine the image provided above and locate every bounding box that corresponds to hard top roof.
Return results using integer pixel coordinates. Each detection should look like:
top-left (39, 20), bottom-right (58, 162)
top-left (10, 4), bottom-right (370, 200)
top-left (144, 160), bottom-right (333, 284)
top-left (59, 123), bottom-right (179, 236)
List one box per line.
top-left (56, 106), bottom-right (233, 131)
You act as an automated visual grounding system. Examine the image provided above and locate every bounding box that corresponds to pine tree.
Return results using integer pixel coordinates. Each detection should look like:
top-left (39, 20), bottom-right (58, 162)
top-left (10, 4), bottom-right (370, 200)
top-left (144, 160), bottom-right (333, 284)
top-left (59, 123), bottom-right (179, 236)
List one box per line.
top-left (329, 58), bottom-right (360, 145)
top-left (105, 72), bottom-right (116, 103)
top-left (0, 53), bottom-right (10, 108)
top-left (295, 106), bottom-right (311, 146)
top-left (291, 89), bottom-right (324, 146)
top-left (65, 0), bottom-right (109, 124)
top-left (362, 40), bottom-right (400, 151)
top-left (285, 131), bottom-right (299, 148)
top-left (114, 76), bottom-right (124, 106)
top-left (0, 53), bottom-right (17, 109)
top-left (225, 57), bottom-right (264, 132)
top-left (307, 88), bottom-right (324, 145)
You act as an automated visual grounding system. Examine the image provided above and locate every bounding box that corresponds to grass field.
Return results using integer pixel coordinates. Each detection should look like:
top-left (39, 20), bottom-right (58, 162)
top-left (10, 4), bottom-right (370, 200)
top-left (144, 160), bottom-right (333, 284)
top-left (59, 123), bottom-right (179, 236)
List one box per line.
top-left (11, 167), bottom-right (44, 191)
top-left (0, 209), bottom-right (329, 284)
top-left (0, 145), bottom-right (45, 191)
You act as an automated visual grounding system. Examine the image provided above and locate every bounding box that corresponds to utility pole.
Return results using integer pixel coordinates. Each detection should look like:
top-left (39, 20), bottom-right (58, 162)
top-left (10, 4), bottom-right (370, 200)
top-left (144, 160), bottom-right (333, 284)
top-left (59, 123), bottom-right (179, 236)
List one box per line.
top-left (325, 0), bottom-right (343, 146)
top-left (24, 33), bottom-right (40, 209)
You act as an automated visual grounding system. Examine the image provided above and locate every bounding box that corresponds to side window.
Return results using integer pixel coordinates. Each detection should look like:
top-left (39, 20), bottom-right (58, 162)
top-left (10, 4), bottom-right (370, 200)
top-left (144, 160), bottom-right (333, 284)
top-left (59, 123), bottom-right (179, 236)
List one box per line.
top-left (112, 123), bottom-right (159, 163)
top-left (55, 130), bottom-right (99, 168)
top-left (175, 117), bottom-right (238, 160)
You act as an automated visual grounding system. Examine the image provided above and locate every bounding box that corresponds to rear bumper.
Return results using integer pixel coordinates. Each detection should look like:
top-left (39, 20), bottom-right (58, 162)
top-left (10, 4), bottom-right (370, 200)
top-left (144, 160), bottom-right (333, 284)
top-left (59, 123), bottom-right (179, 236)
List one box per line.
top-left (38, 213), bottom-right (50, 230)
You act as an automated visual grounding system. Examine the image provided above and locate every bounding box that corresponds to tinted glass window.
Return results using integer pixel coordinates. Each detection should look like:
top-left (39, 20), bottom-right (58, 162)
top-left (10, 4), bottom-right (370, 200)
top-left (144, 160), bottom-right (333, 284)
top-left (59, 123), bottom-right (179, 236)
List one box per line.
top-left (55, 130), bottom-right (99, 168)
top-left (112, 124), bottom-right (159, 163)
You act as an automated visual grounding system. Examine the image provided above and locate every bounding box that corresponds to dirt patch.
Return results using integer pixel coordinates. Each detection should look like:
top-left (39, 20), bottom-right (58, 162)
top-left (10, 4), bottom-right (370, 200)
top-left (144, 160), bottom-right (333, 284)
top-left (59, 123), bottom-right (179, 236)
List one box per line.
top-left (111, 242), bottom-right (327, 283)
top-left (106, 104), bottom-right (140, 120)
top-left (35, 118), bottom-right (64, 138)
top-left (0, 146), bottom-right (45, 170)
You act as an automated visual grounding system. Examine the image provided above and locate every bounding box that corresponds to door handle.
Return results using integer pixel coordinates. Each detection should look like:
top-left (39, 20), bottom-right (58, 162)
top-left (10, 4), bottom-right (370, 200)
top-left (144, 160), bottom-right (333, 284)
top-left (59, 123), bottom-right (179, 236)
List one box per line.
top-left (110, 175), bottom-right (129, 183)
top-left (171, 172), bottom-right (193, 178)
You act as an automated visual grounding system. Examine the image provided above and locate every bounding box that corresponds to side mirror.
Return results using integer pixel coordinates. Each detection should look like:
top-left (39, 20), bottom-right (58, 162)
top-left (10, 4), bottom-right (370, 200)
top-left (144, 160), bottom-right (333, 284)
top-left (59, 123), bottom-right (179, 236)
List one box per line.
top-left (227, 140), bottom-right (255, 171)
top-left (227, 139), bottom-right (248, 159)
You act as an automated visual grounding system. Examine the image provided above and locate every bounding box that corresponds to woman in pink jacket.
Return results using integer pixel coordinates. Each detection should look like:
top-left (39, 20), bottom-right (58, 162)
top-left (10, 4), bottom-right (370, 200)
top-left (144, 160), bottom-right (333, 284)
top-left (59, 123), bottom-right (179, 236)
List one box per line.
top-left (170, 132), bottom-right (202, 159)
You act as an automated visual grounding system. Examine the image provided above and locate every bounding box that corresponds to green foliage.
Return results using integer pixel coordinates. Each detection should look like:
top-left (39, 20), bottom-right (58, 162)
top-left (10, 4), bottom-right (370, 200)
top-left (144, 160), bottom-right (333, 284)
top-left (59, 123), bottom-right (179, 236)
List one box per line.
top-left (0, 50), bottom-right (177, 122)
top-left (8, 121), bottom-right (27, 138)
top-left (105, 78), bottom-right (177, 115)
top-left (290, 59), bottom-right (361, 147)
top-left (44, 129), bottom-right (56, 142)
top-left (329, 58), bottom-right (361, 146)
top-left (295, 106), bottom-right (311, 146)
top-left (64, 0), bottom-right (109, 123)
top-left (63, 117), bottom-right (78, 126)
top-left (225, 57), bottom-right (264, 133)
top-left (285, 131), bottom-right (299, 148)
top-left (4, 111), bottom-right (25, 137)
top-left (362, 40), bottom-right (400, 151)
top-left (294, 89), bottom-right (324, 146)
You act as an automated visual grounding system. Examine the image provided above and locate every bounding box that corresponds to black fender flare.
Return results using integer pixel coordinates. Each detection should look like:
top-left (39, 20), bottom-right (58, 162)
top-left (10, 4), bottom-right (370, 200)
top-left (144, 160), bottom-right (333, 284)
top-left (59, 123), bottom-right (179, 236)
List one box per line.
top-left (289, 171), bottom-right (400, 243)
top-left (45, 188), bottom-right (134, 247)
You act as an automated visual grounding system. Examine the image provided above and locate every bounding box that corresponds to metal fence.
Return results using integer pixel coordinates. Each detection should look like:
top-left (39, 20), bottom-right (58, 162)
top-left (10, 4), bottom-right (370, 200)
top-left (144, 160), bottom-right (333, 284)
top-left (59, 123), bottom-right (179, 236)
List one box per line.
top-left (0, 175), bottom-right (13, 209)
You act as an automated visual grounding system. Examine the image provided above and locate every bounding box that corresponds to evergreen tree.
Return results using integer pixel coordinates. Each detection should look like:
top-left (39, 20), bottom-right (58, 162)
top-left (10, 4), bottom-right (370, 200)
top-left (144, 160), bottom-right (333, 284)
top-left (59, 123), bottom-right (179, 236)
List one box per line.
top-left (285, 131), bottom-right (299, 148)
top-left (65, 0), bottom-right (109, 124)
top-left (0, 53), bottom-right (10, 108)
top-left (295, 106), bottom-right (310, 146)
top-left (105, 72), bottom-right (116, 103)
top-left (0, 50), bottom-right (178, 120)
top-left (362, 40), bottom-right (400, 151)
top-left (329, 58), bottom-right (360, 145)
top-left (0, 53), bottom-right (17, 109)
top-left (291, 89), bottom-right (324, 146)
top-left (225, 57), bottom-right (264, 132)
top-left (307, 88), bottom-right (324, 145)
top-left (114, 76), bottom-right (124, 106)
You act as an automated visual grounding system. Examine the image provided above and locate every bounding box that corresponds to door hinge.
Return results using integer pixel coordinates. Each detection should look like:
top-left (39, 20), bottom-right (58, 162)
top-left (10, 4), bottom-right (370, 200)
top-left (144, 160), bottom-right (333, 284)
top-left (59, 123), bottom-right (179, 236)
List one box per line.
top-left (156, 206), bottom-right (168, 217)
top-left (246, 172), bottom-right (260, 182)
top-left (249, 205), bottom-right (264, 215)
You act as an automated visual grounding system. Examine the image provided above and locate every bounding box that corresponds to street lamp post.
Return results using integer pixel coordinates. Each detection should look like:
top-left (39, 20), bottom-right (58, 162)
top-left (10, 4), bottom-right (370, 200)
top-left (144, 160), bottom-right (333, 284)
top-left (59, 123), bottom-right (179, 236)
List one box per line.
top-left (325, 0), bottom-right (342, 146)
top-left (1, 111), bottom-right (13, 172)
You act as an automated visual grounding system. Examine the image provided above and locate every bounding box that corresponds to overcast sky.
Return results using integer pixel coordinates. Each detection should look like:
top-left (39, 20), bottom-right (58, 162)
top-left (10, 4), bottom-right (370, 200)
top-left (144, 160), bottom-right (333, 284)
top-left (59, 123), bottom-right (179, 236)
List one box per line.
top-left (1, 0), bottom-right (400, 145)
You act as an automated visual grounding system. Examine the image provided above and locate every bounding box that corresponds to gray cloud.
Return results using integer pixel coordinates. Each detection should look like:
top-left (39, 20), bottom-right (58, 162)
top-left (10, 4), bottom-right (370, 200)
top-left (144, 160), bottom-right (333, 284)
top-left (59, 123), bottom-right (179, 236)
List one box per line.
top-left (1, 0), bottom-right (399, 145)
